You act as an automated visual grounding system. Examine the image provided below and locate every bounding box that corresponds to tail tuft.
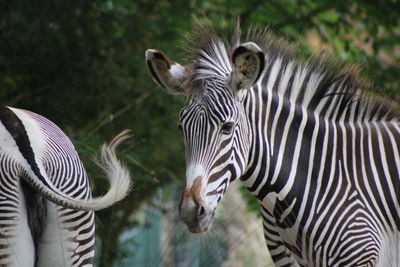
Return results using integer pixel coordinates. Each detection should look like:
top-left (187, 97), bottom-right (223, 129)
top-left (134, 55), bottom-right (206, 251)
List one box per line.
top-left (91, 130), bottom-right (133, 210)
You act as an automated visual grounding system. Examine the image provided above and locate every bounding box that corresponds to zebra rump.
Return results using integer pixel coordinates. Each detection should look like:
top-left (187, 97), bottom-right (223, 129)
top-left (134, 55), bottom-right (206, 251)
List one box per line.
top-left (0, 104), bottom-right (132, 266)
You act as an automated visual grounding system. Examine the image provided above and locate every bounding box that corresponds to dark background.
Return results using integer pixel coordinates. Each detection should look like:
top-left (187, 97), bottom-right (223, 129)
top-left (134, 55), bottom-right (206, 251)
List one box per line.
top-left (1, 0), bottom-right (399, 265)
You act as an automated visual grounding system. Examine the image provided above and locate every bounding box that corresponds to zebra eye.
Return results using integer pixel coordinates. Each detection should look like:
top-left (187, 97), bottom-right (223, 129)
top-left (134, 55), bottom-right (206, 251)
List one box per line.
top-left (221, 122), bottom-right (234, 134)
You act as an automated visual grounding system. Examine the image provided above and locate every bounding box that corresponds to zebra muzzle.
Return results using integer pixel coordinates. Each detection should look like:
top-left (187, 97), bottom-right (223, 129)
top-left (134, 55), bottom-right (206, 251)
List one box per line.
top-left (179, 176), bottom-right (215, 233)
top-left (179, 200), bottom-right (214, 233)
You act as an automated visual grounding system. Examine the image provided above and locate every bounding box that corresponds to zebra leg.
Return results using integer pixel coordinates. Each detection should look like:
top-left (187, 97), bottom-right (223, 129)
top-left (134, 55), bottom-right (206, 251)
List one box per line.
top-left (37, 201), bottom-right (95, 267)
top-left (261, 207), bottom-right (301, 267)
top-left (263, 232), bottom-right (301, 267)
top-left (0, 175), bottom-right (35, 267)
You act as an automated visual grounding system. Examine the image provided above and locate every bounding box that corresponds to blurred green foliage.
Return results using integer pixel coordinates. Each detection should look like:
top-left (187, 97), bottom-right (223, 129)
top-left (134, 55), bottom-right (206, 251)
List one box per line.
top-left (1, 0), bottom-right (399, 265)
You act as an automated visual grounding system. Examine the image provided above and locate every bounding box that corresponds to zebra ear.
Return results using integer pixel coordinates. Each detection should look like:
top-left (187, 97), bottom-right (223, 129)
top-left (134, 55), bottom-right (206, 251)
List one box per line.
top-left (229, 42), bottom-right (265, 91)
top-left (146, 49), bottom-right (186, 94)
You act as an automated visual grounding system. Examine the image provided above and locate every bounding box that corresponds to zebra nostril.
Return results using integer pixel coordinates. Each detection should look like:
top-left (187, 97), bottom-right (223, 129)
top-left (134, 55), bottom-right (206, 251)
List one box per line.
top-left (197, 204), bottom-right (206, 219)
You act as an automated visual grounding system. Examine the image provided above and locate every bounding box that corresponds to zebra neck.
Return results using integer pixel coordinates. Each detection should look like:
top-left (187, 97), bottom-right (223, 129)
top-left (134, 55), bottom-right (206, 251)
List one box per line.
top-left (258, 55), bottom-right (397, 123)
top-left (241, 83), bottom-right (320, 217)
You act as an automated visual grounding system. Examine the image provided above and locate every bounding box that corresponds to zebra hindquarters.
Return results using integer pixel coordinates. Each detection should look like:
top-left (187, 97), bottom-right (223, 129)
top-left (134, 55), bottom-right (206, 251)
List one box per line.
top-left (0, 173), bottom-right (36, 267)
top-left (37, 201), bottom-right (95, 267)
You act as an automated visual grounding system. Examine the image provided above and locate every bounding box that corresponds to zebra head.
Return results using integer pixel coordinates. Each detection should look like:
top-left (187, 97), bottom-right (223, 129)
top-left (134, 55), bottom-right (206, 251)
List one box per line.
top-left (146, 41), bottom-right (265, 233)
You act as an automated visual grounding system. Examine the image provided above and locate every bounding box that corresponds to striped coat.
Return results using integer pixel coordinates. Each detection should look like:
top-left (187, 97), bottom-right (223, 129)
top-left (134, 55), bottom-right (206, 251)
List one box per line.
top-left (146, 21), bottom-right (400, 267)
top-left (0, 104), bottom-right (131, 266)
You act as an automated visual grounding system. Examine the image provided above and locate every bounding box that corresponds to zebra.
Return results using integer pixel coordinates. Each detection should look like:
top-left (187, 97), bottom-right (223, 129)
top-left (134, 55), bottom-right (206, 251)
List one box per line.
top-left (146, 21), bottom-right (400, 267)
top-left (0, 104), bottom-right (132, 266)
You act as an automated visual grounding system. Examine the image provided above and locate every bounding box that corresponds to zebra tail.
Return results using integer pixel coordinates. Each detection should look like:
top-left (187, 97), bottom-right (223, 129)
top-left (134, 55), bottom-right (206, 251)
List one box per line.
top-left (20, 130), bottom-right (133, 211)
top-left (89, 129), bottom-right (133, 210)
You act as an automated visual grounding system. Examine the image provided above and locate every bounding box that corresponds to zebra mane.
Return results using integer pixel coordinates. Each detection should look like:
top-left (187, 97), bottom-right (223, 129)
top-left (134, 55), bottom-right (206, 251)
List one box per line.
top-left (182, 20), bottom-right (234, 96)
top-left (182, 19), bottom-right (399, 121)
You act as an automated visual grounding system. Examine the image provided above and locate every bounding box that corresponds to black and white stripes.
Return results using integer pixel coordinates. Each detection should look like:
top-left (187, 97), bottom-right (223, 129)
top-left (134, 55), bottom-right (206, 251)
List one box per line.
top-left (146, 21), bottom-right (400, 267)
top-left (0, 105), bottom-right (131, 266)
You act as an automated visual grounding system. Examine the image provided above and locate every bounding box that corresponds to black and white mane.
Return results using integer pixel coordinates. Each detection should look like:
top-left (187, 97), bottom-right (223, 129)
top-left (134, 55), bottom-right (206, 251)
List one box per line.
top-left (181, 21), bottom-right (399, 122)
